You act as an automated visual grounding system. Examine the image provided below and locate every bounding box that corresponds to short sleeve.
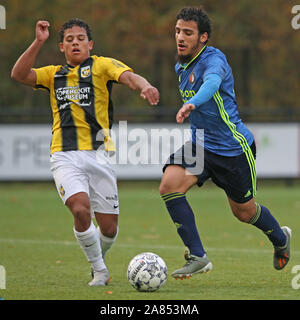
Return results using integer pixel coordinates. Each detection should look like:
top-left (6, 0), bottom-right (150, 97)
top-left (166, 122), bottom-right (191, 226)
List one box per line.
top-left (102, 57), bottom-right (133, 82)
top-left (32, 65), bottom-right (58, 91)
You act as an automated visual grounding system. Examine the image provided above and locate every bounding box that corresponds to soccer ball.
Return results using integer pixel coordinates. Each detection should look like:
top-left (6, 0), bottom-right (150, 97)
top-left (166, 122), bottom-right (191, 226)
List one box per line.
top-left (127, 252), bottom-right (168, 292)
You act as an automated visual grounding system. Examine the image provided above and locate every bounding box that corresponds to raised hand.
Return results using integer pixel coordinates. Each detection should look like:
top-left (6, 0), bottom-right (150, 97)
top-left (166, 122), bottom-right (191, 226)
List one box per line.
top-left (35, 20), bottom-right (50, 43)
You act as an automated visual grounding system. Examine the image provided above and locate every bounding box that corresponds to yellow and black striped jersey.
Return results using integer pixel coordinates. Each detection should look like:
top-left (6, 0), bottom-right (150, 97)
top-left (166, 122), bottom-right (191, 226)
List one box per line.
top-left (33, 55), bottom-right (132, 154)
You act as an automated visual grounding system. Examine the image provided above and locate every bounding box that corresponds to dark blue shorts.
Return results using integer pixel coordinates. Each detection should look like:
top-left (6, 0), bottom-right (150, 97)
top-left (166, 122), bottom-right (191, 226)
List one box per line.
top-left (163, 142), bottom-right (257, 203)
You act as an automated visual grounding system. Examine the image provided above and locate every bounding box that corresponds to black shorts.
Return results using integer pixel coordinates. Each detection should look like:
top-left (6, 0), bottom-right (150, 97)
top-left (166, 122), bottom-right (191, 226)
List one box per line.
top-left (163, 141), bottom-right (257, 203)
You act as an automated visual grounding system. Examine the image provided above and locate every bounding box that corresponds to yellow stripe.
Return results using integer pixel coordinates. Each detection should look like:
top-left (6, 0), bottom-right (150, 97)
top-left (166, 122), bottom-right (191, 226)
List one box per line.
top-left (249, 203), bottom-right (261, 224)
top-left (161, 192), bottom-right (185, 202)
top-left (214, 92), bottom-right (247, 151)
top-left (213, 91), bottom-right (257, 196)
top-left (70, 103), bottom-right (93, 150)
top-left (164, 194), bottom-right (185, 201)
top-left (50, 82), bottom-right (62, 153)
top-left (162, 192), bottom-right (184, 200)
top-left (92, 57), bottom-right (116, 152)
top-left (214, 91), bottom-right (256, 196)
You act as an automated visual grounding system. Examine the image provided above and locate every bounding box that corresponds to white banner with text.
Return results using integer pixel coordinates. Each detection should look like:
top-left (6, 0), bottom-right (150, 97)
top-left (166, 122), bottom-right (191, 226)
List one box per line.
top-left (0, 123), bottom-right (299, 180)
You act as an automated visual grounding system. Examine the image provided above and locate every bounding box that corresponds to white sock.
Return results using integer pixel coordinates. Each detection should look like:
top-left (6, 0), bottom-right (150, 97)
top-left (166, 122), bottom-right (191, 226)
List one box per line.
top-left (97, 226), bottom-right (119, 259)
top-left (73, 222), bottom-right (106, 271)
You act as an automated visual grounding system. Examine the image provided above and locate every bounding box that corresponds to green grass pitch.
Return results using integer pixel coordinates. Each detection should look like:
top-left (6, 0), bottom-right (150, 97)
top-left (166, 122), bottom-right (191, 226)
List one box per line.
top-left (0, 180), bottom-right (299, 300)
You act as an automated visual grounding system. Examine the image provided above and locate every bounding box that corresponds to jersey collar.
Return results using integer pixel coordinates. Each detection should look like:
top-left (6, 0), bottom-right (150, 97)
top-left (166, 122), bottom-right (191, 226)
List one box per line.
top-left (66, 56), bottom-right (93, 69)
top-left (180, 45), bottom-right (207, 70)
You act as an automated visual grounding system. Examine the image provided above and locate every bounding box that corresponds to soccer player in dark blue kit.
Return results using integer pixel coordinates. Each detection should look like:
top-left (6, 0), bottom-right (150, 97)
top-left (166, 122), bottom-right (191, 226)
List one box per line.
top-left (159, 7), bottom-right (291, 279)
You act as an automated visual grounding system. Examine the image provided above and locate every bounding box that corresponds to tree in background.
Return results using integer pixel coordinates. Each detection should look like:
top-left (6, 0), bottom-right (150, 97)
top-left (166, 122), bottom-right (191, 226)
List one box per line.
top-left (0, 0), bottom-right (299, 122)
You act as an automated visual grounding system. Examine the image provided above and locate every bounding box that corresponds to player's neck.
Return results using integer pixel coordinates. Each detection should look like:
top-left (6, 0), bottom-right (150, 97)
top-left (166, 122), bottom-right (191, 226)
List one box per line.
top-left (179, 44), bottom-right (207, 68)
top-left (66, 55), bottom-right (91, 68)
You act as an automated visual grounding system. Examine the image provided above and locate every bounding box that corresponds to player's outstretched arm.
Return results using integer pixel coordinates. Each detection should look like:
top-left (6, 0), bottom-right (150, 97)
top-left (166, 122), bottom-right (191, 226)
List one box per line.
top-left (176, 103), bottom-right (195, 123)
top-left (11, 20), bottom-right (50, 87)
top-left (119, 71), bottom-right (159, 106)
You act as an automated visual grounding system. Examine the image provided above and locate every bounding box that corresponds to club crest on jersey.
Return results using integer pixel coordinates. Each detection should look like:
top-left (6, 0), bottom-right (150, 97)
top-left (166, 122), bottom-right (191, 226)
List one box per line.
top-left (80, 65), bottom-right (91, 78)
top-left (59, 185), bottom-right (65, 197)
top-left (189, 72), bottom-right (195, 84)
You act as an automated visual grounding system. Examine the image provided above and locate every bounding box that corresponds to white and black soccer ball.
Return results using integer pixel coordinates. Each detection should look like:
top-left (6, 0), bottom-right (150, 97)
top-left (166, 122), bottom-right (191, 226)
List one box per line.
top-left (127, 252), bottom-right (168, 292)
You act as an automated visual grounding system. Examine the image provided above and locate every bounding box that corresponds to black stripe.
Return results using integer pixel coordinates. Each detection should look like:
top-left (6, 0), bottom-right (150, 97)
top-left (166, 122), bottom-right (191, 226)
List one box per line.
top-left (54, 66), bottom-right (78, 151)
top-left (35, 84), bottom-right (50, 92)
top-left (106, 80), bottom-right (115, 130)
top-left (78, 57), bottom-right (103, 150)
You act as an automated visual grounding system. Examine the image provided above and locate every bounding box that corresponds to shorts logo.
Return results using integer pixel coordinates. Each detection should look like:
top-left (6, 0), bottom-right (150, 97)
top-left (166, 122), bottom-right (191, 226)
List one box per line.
top-left (106, 195), bottom-right (118, 201)
top-left (244, 190), bottom-right (252, 197)
top-left (175, 222), bottom-right (182, 229)
top-left (80, 66), bottom-right (91, 78)
top-left (264, 229), bottom-right (273, 235)
top-left (59, 185), bottom-right (65, 197)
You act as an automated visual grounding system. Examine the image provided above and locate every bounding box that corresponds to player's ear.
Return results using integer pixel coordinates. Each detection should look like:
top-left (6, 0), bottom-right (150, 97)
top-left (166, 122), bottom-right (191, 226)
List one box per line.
top-left (200, 32), bottom-right (208, 44)
top-left (59, 42), bottom-right (65, 53)
top-left (88, 40), bottom-right (94, 51)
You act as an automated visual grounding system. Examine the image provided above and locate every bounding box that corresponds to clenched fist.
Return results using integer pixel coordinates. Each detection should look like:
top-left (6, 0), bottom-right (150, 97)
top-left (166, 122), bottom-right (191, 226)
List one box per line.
top-left (35, 20), bottom-right (50, 43)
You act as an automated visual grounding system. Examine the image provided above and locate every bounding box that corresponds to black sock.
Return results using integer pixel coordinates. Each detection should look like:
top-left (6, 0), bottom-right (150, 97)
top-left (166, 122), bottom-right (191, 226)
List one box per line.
top-left (161, 192), bottom-right (206, 257)
top-left (249, 203), bottom-right (286, 247)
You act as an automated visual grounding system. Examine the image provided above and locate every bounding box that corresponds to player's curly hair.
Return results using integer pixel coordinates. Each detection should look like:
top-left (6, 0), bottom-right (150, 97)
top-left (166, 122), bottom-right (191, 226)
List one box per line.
top-left (59, 18), bottom-right (92, 42)
top-left (176, 7), bottom-right (211, 40)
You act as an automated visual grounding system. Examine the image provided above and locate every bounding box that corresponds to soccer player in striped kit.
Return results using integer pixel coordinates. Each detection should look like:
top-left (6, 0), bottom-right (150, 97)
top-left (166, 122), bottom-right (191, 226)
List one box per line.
top-left (11, 18), bottom-right (159, 286)
top-left (159, 7), bottom-right (291, 279)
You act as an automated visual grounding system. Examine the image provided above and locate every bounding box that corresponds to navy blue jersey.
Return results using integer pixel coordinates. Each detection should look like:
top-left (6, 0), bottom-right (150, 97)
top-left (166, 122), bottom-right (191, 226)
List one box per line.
top-left (175, 45), bottom-right (254, 156)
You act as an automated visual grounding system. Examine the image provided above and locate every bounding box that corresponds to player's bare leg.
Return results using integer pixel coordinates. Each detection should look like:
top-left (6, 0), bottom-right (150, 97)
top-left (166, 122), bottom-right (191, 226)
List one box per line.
top-left (228, 197), bottom-right (256, 223)
top-left (66, 192), bottom-right (92, 231)
top-left (159, 165), bottom-right (197, 195)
